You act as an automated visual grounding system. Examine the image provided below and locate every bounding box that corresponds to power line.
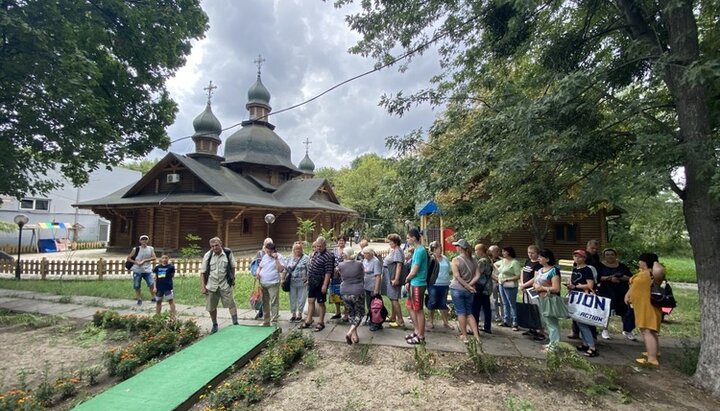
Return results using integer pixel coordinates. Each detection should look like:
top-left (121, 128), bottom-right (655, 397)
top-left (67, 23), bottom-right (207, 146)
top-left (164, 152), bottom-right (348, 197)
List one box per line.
top-left (169, 16), bottom-right (476, 146)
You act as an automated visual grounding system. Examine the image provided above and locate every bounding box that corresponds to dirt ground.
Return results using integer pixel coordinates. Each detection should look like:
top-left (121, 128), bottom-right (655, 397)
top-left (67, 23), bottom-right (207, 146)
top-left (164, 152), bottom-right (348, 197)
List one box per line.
top-left (1, 313), bottom-right (718, 411)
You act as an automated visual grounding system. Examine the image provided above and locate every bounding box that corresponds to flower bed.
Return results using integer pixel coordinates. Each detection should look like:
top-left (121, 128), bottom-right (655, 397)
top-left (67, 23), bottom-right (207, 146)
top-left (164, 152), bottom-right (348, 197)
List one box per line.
top-left (202, 330), bottom-right (314, 409)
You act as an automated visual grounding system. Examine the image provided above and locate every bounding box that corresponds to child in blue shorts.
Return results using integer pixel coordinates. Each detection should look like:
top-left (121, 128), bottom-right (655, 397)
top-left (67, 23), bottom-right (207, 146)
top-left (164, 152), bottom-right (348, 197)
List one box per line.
top-left (153, 254), bottom-right (176, 318)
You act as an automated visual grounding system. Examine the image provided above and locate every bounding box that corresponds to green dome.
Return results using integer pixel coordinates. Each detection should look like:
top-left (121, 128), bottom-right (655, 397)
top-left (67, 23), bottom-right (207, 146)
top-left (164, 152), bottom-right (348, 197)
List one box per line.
top-left (299, 153), bottom-right (315, 172)
top-left (192, 103), bottom-right (222, 138)
top-left (247, 76), bottom-right (271, 105)
top-left (223, 124), bottom-right (300, 171)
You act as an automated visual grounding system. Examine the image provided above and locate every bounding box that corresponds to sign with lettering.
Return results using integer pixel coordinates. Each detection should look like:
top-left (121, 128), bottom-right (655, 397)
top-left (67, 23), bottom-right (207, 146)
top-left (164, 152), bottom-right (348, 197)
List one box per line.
top-left (566, 291), bottom-right (611, 328)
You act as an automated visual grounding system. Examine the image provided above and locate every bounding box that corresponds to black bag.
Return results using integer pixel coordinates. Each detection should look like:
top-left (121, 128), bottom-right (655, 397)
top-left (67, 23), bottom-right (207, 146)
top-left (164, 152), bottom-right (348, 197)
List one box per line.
top-left (426, 253), bottom-right (440, 286)
top-left (516, 302), bottom-right (542, 329)
top-left (650, 273), bottom-right (677, 308)
top-left (125, 246), bottom-right (140, 270)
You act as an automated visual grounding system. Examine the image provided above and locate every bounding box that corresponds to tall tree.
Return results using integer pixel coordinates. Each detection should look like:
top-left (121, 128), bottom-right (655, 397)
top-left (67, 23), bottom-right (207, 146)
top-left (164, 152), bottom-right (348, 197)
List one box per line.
top-left (335, 0), bottom-right (720, 395)
top-left (0, 0), bottom-right (208, 198)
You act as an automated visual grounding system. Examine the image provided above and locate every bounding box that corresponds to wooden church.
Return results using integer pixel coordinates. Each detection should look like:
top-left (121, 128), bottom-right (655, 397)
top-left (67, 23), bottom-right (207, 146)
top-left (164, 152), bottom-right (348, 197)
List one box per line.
top-left (78, 69), bottom-right (356, 252)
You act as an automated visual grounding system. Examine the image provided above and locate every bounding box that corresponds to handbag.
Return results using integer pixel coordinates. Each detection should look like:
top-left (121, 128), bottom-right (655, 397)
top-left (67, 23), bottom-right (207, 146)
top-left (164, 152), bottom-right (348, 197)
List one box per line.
top-left (282, 259), bottom-right (299, 293)
top-left (650, 273), bottom-right (677, 308)
top-left (539, 293), bottom-right (569, 319)
top-left (516, 302), bottom-right (542, 329)
top-left (249, 278), bottom-right (263, 310)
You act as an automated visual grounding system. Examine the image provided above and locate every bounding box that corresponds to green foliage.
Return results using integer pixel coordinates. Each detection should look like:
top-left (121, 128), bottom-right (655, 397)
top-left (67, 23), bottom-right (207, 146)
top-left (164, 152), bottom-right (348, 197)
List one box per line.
top-left (466, 338), bottom-right (497, 376)
top-left (319, 227), bottom-right (334, 242)
top-left (296, 218), bottom-right (316, 243)
top-left (0, 310), bottom-right (60, 328)
top-left (545, 342), bottom-right (593, 380)
top-left (663, 257), bottom-right (697, 283)
top-left (505, 397), bottom-right (535, 411)
top-left (0, 0), bottom-right (208, 198)
top-left (205, 331), bottom-right (314, 408)
top-left (179, 234), bottom-right (203, 263)
top-left (0, 388), bottom-right (43, 411)
top-left (122, 159), bottom-right (160, 175)
top-left (0, 221), bottom-right (16, 233)
top-left (669, 339), bottom-right (701, 376)
top-left (409, 344), bottom-right (437, 380)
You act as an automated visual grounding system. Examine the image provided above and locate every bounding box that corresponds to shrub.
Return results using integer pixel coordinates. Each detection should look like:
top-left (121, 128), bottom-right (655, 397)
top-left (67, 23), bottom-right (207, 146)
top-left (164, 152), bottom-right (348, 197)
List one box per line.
top-left (0, 389), bottom-right (43, 411)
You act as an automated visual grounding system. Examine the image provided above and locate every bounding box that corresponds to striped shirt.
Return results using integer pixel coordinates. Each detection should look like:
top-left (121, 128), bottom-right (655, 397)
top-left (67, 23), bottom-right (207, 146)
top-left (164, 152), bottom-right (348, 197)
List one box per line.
top-left (308, 249), bottom-right (335, 280)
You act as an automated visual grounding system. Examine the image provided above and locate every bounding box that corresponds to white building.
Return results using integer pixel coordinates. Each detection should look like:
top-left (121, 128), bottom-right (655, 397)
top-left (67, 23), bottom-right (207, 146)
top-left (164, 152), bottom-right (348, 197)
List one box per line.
top-left (0, 167), bottom-right (141, 249)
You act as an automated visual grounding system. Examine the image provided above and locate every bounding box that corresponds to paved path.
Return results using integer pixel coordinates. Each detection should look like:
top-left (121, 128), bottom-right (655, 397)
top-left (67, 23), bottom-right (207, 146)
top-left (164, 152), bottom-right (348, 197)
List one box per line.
top-left (0, 288), bottom-right (690, 366)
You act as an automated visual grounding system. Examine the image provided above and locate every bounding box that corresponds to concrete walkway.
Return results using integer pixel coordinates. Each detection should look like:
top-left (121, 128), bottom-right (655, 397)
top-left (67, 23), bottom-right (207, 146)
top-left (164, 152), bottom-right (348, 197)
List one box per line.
top-left (0, 288), bottom-right (689, 366)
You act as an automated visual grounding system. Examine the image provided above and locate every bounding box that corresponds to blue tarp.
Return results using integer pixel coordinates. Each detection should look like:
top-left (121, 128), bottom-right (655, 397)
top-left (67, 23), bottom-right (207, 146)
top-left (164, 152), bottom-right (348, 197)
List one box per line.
top-left (416, 200), bottom-right (442, 216)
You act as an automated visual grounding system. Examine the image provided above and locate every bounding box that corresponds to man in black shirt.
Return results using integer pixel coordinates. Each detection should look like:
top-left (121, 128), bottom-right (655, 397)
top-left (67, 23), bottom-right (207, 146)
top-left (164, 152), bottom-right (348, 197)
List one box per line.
top-left (300, 236), bottom-right (334, 332)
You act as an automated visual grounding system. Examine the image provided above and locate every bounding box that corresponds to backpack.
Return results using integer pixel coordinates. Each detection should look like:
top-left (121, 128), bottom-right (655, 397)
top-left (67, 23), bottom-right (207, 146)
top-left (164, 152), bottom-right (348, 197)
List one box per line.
top-left (426, 253), bottom-right (440, 286)
top-left (125, 246), bottom-right (140, 270)
top-left (203, 248), bottom-right (236, 287)
top-left (369, 294), bottom-right (388, 325)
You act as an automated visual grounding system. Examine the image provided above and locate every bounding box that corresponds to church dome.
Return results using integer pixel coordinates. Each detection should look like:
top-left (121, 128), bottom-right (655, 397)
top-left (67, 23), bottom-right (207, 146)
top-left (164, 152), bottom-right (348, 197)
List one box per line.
top-left (247, 76), bottom-right (271, 105)
top-left (299, 153), bottom-right (315, 172)
top-left (192, 103), bottom-right (222, 138)
top-left (223, 124), bottom-right (298, 171)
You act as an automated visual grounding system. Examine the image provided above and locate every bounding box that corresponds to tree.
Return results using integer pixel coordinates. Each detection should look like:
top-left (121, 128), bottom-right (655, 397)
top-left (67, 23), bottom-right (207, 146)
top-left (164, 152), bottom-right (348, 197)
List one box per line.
top-left (0, 0), bottom-right (208, 198)
top-left (122, 159), bottom-right (160, 176)
top-left (335, 0), bottom-right (720, 395)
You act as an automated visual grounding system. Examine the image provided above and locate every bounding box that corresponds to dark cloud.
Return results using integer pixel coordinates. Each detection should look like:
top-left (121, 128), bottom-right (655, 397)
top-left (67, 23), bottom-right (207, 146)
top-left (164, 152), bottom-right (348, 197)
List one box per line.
top-left (162, 0), bottom-right (440, 169)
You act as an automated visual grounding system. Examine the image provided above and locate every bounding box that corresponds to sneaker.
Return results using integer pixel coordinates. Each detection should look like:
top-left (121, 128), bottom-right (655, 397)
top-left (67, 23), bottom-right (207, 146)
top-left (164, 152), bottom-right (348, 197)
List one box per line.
top-left (150, 297), bottom-right (157, 303)
top-left (211, 324), bottom-right (219, 333)
top-left (623, 331), bottom-right (638, 341)
top-left (330, 313), bottom-right (342, 320)
top-left (254, 311), bottom-right (263, 320)
top-left (136, 299), bottom-right (142, 306)
top-left (601, 329), bottom-right (611, 340)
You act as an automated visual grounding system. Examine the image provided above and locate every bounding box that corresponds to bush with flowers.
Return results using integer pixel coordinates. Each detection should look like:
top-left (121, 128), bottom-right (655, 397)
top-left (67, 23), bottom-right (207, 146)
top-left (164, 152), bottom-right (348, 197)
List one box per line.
top-left (203, 330), bottom-right (314, 409)
top-left (98, 310), bottom-right (201, 380)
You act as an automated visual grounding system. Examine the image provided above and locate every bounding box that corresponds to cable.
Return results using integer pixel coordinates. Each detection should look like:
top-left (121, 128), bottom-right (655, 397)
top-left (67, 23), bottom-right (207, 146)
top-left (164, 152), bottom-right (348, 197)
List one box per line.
top-left (169, 14), bottom-right (480, 146)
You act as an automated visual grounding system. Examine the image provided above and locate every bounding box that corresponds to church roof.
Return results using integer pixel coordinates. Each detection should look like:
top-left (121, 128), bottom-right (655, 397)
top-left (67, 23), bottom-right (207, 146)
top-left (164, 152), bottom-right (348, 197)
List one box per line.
top-left (223, 123), bottom-right (302, 173)
top-left (76, 152), bottom-right (356, 215)
top-left (192, 102), bottom-right (222, 139)
top-left (299, 153), bottom-right (315, 172)
top-left (247, 75), bottom-right (271, 106)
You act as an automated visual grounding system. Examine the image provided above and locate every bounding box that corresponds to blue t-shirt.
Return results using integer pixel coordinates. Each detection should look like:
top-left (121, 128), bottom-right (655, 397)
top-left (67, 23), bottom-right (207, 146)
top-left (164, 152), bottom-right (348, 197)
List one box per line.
top-left (435, 256), bottom-right (452, 286)
top-left (153, 264), bottom-right (175, 293)
top-left (410, 245), bottom-right (428, 287)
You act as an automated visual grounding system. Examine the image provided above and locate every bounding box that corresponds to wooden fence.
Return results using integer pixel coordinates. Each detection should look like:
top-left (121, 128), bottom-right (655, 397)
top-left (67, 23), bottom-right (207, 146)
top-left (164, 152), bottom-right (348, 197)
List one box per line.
top-left (0, 249), bottom-right (390, 280)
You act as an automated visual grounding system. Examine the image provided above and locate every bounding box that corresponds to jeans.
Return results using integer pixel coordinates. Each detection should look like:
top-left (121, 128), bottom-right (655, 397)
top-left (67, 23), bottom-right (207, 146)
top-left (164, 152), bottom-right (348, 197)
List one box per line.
top-left (499, 286), bottom-right (518, 326)
top-left (541, 315), bottom-right (561, 348)
top-left (261, 283), bottom-right (280, 323)
top-left (577, 321), bottom-right (595, 348)
top-left (289, 283), bottom-right (306, 313)
top-left (450, 288), bottom-right (474, 316)
top-left (472, 292), bottom-right (492, 331)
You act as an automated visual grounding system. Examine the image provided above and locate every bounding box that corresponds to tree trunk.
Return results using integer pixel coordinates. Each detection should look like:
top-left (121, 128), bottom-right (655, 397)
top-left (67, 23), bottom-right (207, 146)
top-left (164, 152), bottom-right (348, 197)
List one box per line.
top-left (659, 1), bottom-right (720, 397)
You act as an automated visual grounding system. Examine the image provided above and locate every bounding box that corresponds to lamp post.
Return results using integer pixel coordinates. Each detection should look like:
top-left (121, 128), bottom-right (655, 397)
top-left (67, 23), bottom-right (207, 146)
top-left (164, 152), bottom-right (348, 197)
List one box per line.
top-left (13, 214), bottom-right (29, 280)
top-left (264, 213), bottom-right (276, 238)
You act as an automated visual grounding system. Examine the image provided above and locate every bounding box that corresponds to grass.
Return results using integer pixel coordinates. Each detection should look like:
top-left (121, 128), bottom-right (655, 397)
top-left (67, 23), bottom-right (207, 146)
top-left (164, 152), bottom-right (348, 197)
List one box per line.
top-left (663, 256), bottom-right (696, 283)
top-left (0, 274), bottom-right (294, 311)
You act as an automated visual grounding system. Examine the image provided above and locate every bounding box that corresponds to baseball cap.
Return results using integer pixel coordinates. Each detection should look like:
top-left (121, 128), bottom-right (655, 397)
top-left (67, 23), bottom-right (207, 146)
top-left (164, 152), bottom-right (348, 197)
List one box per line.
top-left (573, 249), bottom-right (587, 258)
top-left (452, 239), bottom-right (470, 249)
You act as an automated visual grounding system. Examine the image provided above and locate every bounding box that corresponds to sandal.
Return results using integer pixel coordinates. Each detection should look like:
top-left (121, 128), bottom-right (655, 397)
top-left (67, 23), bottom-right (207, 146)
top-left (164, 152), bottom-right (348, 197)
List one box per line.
top-left (576, 344), bottom-right (589, 352)
top-left (314, 323), bottom-right (325, 332)
top-left (299, 320), bottom-right (313, 329)
top-left (512, 326), bottom-right (520, 331)
top-left (635, 357), bottom-right (659, 366)
top-left (345, 334), bottom-right (353, 345)
top-left (406, 335), bottom-right (425, 345)
top-left (405, 332), bottom-right (417, 340)
top-left (584, 348), bottom-right (599, 358)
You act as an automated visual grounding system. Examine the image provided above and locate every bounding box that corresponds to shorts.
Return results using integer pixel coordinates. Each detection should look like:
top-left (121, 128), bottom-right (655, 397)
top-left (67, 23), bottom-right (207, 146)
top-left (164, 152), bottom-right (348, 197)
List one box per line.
top-left (206, 287), bottom-right (236, 312)
top-left (307, 281), bottom-right (327, 304)
top-left (155, 289), bottom-right (174, 302)
top-left (407, 286), bottom-right (425, 311)
top-left (451, 288), bottom-right (474, 316)
top-left (426, 285), bottom-right (449, 310)
top-left (133, 272), bottom-right (154, 290)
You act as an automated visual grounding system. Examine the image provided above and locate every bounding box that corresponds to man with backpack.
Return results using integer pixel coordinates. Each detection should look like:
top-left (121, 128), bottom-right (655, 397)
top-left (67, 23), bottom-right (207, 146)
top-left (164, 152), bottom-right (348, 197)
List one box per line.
top-left (199, 237), bottom-right (239, 333)
top-left (126, 235), bottom-right (157, 306)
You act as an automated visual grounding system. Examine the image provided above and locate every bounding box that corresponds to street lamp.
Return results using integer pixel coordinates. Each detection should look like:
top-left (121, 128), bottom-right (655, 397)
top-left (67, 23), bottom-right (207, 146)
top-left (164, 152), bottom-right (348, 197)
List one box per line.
top-left (13, 214), bottom-right (29, 280)
top-left (264, 213), bottom-right (276, 238)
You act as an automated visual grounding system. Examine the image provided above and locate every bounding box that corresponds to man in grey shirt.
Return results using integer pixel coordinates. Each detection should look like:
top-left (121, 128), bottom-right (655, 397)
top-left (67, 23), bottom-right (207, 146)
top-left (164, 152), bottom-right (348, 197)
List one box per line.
top-left (127, 235), bottom-right (157, 306)
top-left (200, 237), bottom-right (239, 333)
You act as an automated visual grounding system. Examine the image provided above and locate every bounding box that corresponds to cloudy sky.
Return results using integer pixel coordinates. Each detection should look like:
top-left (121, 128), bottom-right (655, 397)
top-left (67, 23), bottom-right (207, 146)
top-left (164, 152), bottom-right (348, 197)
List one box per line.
top-left (161, 0), bottom-right (441, 170)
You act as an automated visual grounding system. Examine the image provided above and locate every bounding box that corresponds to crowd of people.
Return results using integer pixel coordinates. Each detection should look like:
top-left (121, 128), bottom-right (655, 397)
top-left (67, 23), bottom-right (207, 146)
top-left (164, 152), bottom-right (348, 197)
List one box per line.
top-left (127, 233), bottom-right (668, 365)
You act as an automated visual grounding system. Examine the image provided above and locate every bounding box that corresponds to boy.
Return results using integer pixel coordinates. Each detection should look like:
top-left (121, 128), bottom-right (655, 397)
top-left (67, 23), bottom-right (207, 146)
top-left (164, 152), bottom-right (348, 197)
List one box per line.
top-left (152, 254), bottom-right (176, 318)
